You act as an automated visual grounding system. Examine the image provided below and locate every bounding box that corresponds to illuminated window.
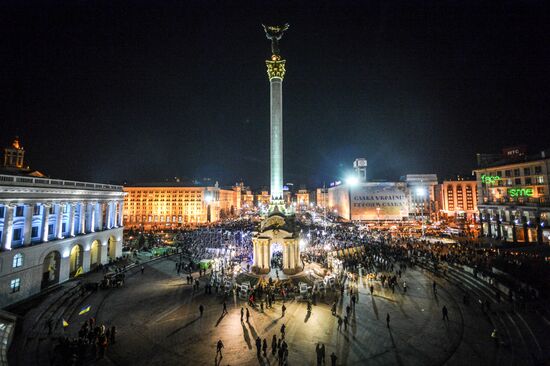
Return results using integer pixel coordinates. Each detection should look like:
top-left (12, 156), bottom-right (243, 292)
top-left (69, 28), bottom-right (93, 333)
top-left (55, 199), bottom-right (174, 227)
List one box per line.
top-left (10, 278), bottom-right (21, 293)
top-left (12, 253), bottom-right (23, 268)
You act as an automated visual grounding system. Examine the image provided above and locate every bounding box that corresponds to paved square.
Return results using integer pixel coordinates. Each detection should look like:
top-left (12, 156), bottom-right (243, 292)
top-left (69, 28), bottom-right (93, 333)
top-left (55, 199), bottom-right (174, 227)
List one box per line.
top-left (58, 257), bottom-right (503, 366)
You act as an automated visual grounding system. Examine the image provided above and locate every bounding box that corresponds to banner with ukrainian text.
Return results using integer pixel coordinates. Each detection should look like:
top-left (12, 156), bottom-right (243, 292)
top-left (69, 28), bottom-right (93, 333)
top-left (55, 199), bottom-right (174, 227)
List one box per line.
top-left (350, 183), bottom-right (409, 221)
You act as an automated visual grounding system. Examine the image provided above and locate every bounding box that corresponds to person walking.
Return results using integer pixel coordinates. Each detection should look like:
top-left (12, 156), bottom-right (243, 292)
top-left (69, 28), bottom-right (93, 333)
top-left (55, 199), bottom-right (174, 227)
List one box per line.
top-left (255, 336), bottom-right (262, 356)
top-left (316, 343), bottom-right (322, 365)
top-left (262, 338), bottom-right (268, 357)
top-left (282, 303), bottom-right (286, 317)
top-left (403, 281), bottom-right (407, 293)
top-left (337, 316), bottom-right (343, 330)
top-left (280, 323), bottom-right (286, 338)
top-left (370, 284), bottom-right (374, 295)
top-left (330, 351), bottom-right (338, 366)
top-left (241, 307), bottom-right (244, 322)
top-left (199, 304), bottom-right (204, 317)
top-left (272, 334), bottom-right (277, 356)
top-left (320, 343), bottom-right (326, 364)
top-left (386, 313), bottom-right (390, 328)
top-left (442, 305), bottom-right (449, 321)
top-left (141, 265), bottom-right (145, 274)
top-left (216, 339), bottom-right (224, 358)
top-left (222, 301), bottom-right (228, 316)
top-left (432, 280), bottom-right (437, 295)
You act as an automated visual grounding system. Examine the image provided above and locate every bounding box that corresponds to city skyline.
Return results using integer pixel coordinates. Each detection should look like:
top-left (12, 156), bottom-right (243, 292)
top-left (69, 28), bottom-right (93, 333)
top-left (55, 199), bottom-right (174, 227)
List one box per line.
top-left (3, 1), bottom-right (550, 187)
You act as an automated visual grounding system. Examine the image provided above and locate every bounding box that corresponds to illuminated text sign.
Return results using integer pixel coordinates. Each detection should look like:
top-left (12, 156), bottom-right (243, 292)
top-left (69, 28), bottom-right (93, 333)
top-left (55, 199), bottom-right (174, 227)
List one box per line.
top-left (508, 188), bottom-right (534, 197)
top-left (481, 174), bottom-right (501, 185)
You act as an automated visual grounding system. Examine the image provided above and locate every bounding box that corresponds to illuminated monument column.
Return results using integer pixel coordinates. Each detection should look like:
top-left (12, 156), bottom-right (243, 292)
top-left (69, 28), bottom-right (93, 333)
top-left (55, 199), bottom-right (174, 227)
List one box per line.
top-left (251, 24), bottom-right (300, 275)
top-left (266, 58), bottom-right (285, 204)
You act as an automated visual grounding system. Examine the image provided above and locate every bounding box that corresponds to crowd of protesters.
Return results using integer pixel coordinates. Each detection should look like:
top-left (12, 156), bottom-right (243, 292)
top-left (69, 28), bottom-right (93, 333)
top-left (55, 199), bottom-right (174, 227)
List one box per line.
top-left (53, 318), bottom-right (116, 365)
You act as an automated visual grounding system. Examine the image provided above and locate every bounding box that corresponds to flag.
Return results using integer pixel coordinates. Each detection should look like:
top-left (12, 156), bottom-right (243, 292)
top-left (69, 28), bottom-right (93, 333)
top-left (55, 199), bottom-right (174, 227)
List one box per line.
top-left (79, 305), bottom-right (91, 315)
top-left (74, 267), bottom-right (84, 277)
top-left (62, 319), bottom-right (69, 327)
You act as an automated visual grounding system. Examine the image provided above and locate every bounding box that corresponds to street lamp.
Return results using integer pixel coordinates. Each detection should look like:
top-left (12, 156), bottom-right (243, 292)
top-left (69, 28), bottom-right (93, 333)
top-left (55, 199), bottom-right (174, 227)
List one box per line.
top-left (205, 194), bottom-right (213, 223)
top-left (345, 175), bottom-right (359, 221)
top-left (416, 187), bottom-right (426, 237)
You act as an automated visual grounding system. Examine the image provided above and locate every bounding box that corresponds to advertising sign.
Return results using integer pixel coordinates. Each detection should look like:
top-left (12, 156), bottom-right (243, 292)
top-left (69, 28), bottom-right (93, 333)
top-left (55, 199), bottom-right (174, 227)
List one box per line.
top-left (508, 187), bottom-right (534, 197)
top-left (351, 183), bottom-right (409, 220)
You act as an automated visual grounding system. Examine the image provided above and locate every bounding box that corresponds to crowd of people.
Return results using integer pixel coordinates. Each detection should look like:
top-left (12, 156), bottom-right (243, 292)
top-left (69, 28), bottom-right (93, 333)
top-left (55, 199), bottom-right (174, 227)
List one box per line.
top-left (53, 214), bottom-right (545, 365)
top-left (53, 318), bottom-right (116, 364)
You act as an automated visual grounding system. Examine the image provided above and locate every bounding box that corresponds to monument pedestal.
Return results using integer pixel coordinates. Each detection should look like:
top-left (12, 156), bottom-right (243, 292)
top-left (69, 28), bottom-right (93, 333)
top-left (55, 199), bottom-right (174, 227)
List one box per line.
top-left (252, 208), bottom-right (300, 275)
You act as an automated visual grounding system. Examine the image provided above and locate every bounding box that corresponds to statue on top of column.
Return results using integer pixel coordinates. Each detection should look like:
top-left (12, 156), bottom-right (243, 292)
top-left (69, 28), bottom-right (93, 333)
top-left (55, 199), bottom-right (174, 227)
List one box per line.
top-left (262, 23), bottom-right (289, 58)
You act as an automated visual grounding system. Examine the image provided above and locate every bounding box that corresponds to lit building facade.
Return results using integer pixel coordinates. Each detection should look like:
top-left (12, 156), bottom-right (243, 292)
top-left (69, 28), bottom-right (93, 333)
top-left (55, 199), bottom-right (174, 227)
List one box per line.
top-left (242, 189), bottom-right (255, 210)
top-left (295, 189), bottom-right (310, 210)
top-left (123, 184), bottom-right (240, 229)
top-left (403, 174), bottom-right (438, 221)
top-left (256, 190), bottom-right (270, 208)
top-left (0, 175), bottom-right (124, 308)
top-left (474, 149), bottom-right (550, 244)
top-left (316, 188), bottom-right (328, 208)
top-left (437, 179), bottom-right (478, 220)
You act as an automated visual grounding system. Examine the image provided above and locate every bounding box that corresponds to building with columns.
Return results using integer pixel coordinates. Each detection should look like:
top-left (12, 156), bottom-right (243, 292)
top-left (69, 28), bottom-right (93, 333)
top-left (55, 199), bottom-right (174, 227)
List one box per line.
top-left (0, 174), bottom-right (125, 308)
top-left (474, 148), bottom-right (550, 244)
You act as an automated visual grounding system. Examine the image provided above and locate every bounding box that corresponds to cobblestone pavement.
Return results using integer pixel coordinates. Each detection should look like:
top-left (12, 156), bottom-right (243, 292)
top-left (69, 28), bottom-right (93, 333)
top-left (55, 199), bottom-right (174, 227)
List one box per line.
top-left (64, 257), bottom-right (501, 366)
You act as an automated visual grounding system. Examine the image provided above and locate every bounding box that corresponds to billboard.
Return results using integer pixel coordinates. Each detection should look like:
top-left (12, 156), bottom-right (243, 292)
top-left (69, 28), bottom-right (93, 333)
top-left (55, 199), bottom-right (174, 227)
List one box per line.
top-left (351, 183), bottom-right (409, 221)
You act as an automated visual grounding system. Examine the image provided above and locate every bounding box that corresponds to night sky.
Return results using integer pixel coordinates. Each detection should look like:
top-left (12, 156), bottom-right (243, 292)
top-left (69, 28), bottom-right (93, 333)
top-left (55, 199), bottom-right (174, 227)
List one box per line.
top-left (3, 1), bottom-right (550, 188)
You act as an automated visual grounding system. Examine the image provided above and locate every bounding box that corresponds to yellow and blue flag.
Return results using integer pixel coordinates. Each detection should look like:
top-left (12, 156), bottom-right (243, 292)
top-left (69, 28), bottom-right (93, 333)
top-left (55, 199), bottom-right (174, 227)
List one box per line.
top-left (79, 305), bottom-right (91, 315)
top-left (75, 267), bottom-right (84, 277)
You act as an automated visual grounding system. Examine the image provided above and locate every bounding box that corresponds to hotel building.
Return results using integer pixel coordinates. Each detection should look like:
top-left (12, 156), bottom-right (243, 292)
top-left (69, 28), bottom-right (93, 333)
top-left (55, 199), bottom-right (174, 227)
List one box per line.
top-left (123, 183), bottom-right (241, 229)
top-left (437, 179), bottom-right (478, 221)
top-left (0, 139), bottom-right (124, 308)
top-left (474, 148), bottom-right (550, 244)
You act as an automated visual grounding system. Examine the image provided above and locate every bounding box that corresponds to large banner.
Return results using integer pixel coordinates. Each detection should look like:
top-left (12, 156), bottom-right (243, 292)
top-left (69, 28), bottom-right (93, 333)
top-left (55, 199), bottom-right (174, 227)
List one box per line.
top-left (351, 183), bottom-right (409, 220)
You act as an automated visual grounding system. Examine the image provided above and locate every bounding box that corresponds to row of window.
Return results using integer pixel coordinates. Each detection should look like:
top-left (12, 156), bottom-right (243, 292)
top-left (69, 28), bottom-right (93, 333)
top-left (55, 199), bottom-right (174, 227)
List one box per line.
top-left (488, 166), bottom-right (543, 179)
top-left (125, 215), bottom-right (205, 223)
top-left (127, 190), bottom-right (203, 195)
top-left (0, 203), bottom-right (121, 220)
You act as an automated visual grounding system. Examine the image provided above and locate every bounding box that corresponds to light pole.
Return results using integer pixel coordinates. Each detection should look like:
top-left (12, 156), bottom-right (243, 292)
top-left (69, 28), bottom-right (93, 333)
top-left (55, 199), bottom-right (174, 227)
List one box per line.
top-left (345, 175), bottom-right (359, 222)
top-left (416, 187), bottom-right (426, 237)
top-left (205, 193), bottom-right (212, 223)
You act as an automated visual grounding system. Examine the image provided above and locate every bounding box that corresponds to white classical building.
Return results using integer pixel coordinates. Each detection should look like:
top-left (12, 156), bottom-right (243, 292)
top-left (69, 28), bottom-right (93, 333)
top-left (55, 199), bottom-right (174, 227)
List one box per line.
top-left (0, 174), bottom-right (125, 308)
